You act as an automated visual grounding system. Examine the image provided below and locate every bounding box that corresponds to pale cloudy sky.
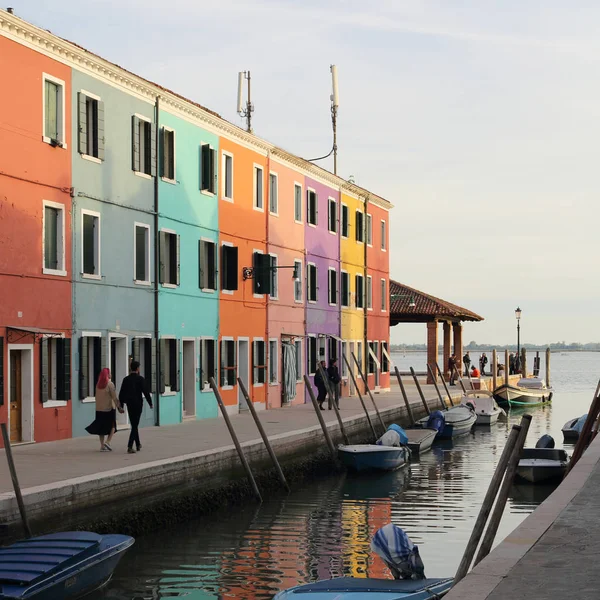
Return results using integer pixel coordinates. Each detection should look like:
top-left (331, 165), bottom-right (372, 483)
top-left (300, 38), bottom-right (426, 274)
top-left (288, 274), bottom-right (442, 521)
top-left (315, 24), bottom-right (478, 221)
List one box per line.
top-left (12, 0), bottom-right (599, 345)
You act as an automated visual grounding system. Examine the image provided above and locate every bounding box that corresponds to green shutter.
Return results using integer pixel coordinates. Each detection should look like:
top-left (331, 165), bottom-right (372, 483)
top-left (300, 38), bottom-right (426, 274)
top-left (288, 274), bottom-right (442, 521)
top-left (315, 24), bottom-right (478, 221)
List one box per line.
top-left (159, 339), bottom-right (166, 394)
top-left (158, 232), bottom-right (166, 284)
top-left (150, 122), bottom-right (157, 177)
top-left (209, 149), bottom-right (216, 194)
top-left (198, 240), bottom-right (204, 289)
top-left (97, 100), bottom-right (105, 161)
top-left (132, 115), bottom-right (140, 172)
top-left (78, 92), bottom-right (87, 155)
top-left (207, 242), bottom-right (215, 290)
top-left (172, 339), bottom-right (181, 392)
top-left (60, 338), bottom-right (71, 401)
top-left (79, 336), bottom-right (89, 400)
top-left (150, 338), bottom-right (157, 394)
top-left (176, 234), bottom-right (181, 287)
top-left (40, 338), bottom-right (49, 404)
top-left (0, 336), bottom-right (4, 406)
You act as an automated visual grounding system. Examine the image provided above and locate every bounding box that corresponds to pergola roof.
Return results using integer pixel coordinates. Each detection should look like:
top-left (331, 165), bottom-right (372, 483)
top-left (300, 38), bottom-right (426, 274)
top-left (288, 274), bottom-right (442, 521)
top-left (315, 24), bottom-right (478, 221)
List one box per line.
top-left (390, 280), bottom-right (484, 325)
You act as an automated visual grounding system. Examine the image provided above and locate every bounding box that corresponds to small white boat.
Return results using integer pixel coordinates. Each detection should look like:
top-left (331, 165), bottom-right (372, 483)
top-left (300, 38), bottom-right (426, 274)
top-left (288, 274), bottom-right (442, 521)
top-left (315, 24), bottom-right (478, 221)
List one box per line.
top-left (516, 448), bottom-right (569, 483)
top-left (337, 444), bottom-right (411, 472)
top-left (493, 377), bottom-right (553, 407)
top-left (461, 390), bottom-right (503, 425)
top-left (404, 428), bottom-right (437, 455)
top-left (416, 405), bottom-right (476, 439)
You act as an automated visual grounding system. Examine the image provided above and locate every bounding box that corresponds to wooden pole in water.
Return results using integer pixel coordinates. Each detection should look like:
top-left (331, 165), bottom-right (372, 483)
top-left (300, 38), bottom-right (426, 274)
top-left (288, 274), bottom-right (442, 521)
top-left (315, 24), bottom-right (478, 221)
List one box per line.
top-left (505, 349), bottom-right (509, 386)
top-left (453, 365), bottom-right (468, 395)
top-left (545, 347), bottom-right (551, 388)
top-left (428, 364), bottom-right (447, 410)
top-left (453, 424), bottom-right (522, 585)
top-left (435, 362), bottom-right (455, 407)
top-left (474, 414), bottom-right (532, 566)
top-left (410, 367), bottom-right (431, 415)
top-left (351, 352), bottom-right (386, 432)
top-left (209, 377), bottom-right (262, 502)
top-left (1, 423), bottom-right (32, 538)
top-left (521, 347), bottom-right (527, 378)
top-left (317, 362), bottom-right (350, 446)
top-left (342, 352), bottom-right (378, 439)
top-left (466, 368), bottom-right (476, 391)
top-left (303, 374), bottom-right (337, 460)
top-left (492, 349), bottom-right (497, 391)
top-left (237, 377), bottom-right (290, 493)
top-left (395, 366), bottom-right (415, 425)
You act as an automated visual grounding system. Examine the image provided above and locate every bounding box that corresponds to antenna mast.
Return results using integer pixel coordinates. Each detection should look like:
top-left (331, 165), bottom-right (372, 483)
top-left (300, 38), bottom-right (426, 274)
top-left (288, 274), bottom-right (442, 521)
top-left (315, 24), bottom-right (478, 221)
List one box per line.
top-left (237, 71), bottom-right (254, 133)
top-left (330, 64), bottom-right (339, 175)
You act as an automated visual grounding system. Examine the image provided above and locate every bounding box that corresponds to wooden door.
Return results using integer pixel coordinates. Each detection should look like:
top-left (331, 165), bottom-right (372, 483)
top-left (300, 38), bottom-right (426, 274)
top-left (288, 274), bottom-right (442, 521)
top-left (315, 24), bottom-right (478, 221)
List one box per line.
top-left (10, 351), bottom-right (22, 442)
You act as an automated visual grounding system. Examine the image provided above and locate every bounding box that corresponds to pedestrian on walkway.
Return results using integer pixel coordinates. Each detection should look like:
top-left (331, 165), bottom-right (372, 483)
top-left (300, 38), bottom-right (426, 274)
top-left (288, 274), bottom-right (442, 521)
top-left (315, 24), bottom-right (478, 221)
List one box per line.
top-left (85, 368), bottom-right (123, 452)
top-left (314, 360), bottom-right (328, 410)
top-left (119, 360), bottom-right (153, 454)
top-left (509, 353), bottom-right (515, 375)
top-left (448, 354), bottom-right (458, 386)
top-left (480, 353), bottom-right (488, 376)
top-left (463, 352), bottom-right (471, 376)
top-left (327, 358), bottom-right (341, 409)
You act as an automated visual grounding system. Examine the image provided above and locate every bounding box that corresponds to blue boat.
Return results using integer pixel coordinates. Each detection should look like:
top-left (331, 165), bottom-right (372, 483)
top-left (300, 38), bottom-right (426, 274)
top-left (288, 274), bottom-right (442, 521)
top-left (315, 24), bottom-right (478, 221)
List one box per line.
top-left (0, 531), bottom-right (134, 599)
top-left (337, 445), bottom-right (410, 472)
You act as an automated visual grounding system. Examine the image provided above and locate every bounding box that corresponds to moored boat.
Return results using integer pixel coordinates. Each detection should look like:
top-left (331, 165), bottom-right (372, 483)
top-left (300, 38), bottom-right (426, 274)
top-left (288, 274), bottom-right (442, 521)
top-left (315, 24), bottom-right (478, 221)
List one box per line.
top-left (493, 377), bottom-right (553, 407)
top-left (416, 405), bottom-right (476, 440)
top-left (515, 448), bottom-right (569, 483)
top-left (0, 531), bottom-right (134, 599)
top-left (337, 445), bottom-right (410, 472)
top-left (561, 414), bottom-right (587, 443)
top-left (461, 390), bottom-right (503, 425)
top-left (404, 428), bottom-right (437, 455)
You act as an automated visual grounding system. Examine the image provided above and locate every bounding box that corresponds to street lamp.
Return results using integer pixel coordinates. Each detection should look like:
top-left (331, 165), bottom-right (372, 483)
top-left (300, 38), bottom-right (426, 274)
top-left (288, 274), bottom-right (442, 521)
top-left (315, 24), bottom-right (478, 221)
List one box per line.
top-left (515, 307), bottom-right (522, 364)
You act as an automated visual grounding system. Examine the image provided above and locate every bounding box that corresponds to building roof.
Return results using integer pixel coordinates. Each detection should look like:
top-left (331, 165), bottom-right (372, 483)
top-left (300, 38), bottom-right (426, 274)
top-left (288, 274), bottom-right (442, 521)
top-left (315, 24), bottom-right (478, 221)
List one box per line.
top-left (389, 280), bottom-right (484, 325)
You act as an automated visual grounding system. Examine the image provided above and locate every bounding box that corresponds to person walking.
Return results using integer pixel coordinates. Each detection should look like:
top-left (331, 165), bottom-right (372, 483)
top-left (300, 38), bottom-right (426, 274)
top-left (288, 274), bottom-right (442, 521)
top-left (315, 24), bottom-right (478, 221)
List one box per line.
top-left (85, 368), bottom-right (123, 452)
top-left (448, 354), bottom-right (458, 386)
top-left (480, 353), bottom-right (488, 376)
top-left (119, 360), bottom-right (153, 454)
top-left (463, 352), bottom-right (471, 376)
top-left (509, 353), bottom-right (515, 375)
top-left (314, 360), bottom-right (328, 410)
top-left (327, 358), bottom-right (342, 409)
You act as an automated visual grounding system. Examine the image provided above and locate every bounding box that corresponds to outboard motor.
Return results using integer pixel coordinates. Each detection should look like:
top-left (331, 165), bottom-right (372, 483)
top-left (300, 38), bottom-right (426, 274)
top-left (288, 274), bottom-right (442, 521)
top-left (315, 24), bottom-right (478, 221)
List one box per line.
top-left (371, 524), bottom-right (425, 580)
top-left (535, 434), bottom-right (555, 449)
top-left (426, 410), bottom-right (445, 434)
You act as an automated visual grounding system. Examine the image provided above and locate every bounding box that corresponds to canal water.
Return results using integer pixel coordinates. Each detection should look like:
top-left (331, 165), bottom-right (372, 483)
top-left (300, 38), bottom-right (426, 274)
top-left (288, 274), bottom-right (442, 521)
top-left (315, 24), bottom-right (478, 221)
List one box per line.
top-left (103, 352), bottom-right (600, 600)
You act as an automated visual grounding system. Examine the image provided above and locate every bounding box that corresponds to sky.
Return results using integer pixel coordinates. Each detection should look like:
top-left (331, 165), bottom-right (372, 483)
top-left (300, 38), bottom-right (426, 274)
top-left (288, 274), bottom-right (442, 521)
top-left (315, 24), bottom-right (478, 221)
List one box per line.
top-left (10, 0), bottom-right (599, 346)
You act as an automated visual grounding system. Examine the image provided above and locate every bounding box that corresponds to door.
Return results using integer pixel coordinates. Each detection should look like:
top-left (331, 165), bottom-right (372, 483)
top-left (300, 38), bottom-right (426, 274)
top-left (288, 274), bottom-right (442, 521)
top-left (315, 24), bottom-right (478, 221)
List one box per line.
top-left (110, 337), bottom-right (129, 426)
top-left (182, 340), bottom-right (195, 418)
top-left (238, 340), bottom-right (249, 409)
top-left (9, 351), bottom-right (22, 443)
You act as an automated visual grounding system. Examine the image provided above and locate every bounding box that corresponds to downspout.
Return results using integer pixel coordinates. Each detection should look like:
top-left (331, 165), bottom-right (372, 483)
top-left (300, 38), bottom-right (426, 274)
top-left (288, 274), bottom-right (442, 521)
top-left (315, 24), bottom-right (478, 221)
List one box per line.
top-left (265, 150), bottom-right (270, 408)
top-left (363, 194), bottom-right (369, 390)
top-left (154, 95), bottom-right (161, 426)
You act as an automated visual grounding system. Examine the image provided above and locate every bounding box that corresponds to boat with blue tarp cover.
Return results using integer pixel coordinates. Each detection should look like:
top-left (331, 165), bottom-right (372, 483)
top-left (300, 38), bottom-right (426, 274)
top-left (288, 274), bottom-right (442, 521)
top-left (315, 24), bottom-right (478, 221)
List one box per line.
top-left (0, 531), bottom-right (134, 599)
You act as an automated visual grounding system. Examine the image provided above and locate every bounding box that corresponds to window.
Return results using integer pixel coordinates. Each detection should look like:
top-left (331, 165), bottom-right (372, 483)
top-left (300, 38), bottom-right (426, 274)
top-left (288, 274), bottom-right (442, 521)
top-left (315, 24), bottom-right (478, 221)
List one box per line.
top-left (328, 338), bottom-right (338, 362)
top-left (355, 274), bottom-right (364, 309)
top-left (341, 342), bottom-right (348, 377)
top-left (222, 152), bottom-right (233, 200)
top-left (355, 210), bottom-right (364, 242)
top-left (294, 260), bottom-right (303, 302)
top-left (159, 231), bottom-right (180, 286)
top-left (40, 337), bottom-right (71, 403)
top-left (341, 204), bottom-right (349, 238)
top-left (366, 214), bottom-right (373, 245)
top-left (161, 338), bottom-right (180, 393)
top-left (43, 74), bottom-right (65, 146)
top-left (79, 335), bottom-right (102, 398)
top-left (318, 337), bottom-right (326, 362)
top-left (134, 223), bottom-right (150, 284)
top-left (200, 143), bottom-right (216, 193)
top-left (82, 210), bottom-right (100, 277)
top-left (381, 220), bottom-right (387, 250)
top-left (253, 340), bottom-right (267, 384)
top-left (254, 165), bottom-right (264, 210)
top-left (269, 254), bottom-right (278, 299)
top-left (307, 336), bottom-right (317, 375)
top-left (269, 339), bottom-right (278, 384)
top-left (131, 337), bottom-right (154, 392)
top-left (368, 341), bottom-right (376, 374)
top-left (221, 339), bottom-right (236, 387)
top-left (307, 263), bottom-right (317, 303)
top-left (269, 173), bottom-right (278, 214)
top-left (77, 92), bottom-right (104, 160)
top-left (294, 339), bottom-right (302, 382)
top-left (367, 275), bottom-right (373, 309)
top-left (221, 244), bottom-right (238, 291)
top-left (294, 183), bottom-right (303, 222)
top-left (357, 341), bottom-right (363, 373)
top-left (199, 339), bottom-right (216, 390)
top-left (328, 198), bottom-right (337, 233)
top-left (307, 189), bottom-right (318, 225)
top-left (328, 268), bottom-right (338, 305)
top-left (161, 127), bottom-right (176, 181)
top-left (381, 341), bottom-right (390, 373)
top-left (132, 115), bottom-right (155, 176)
top-left (253, 251), bottom-right (272, 295)
top-left (43, 201), bottom-right (65, 275)
top-left (381, 279), bottom-right (387, 311)
top-left (341, 271), bottom-right (350, 307)
top-left (198, 239), bottom-right (217, 290)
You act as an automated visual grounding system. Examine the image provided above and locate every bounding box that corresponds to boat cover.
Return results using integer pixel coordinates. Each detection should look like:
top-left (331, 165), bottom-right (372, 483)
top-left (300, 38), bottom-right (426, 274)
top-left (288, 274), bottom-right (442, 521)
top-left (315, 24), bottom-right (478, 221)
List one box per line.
top-left (376, 424), bottom-right (409, 447)
top-left (289, 577), bottom-right (451, 594)
top-left (517, 377), bottom-right (546, 390)
top-left (371, 524), bottom-right (425, 580)
top-left (535, 434), bottom-right (555, 449)
top-left (570, 414), bottom-right (588, 433)
top-left (425, 411), bottom-right (445, 434)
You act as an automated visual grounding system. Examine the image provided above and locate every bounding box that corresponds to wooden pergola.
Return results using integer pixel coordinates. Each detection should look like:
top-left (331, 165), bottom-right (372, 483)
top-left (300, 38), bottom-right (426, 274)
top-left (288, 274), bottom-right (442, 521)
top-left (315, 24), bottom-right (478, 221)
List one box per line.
top-left (389, 280), bottom-right (484, 383)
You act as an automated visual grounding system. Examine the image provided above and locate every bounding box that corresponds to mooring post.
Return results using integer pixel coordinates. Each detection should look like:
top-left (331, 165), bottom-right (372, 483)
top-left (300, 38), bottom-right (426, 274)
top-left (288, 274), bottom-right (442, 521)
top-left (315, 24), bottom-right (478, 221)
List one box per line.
top-left (317, 362), bottom-right (350, 446)
top-left (505, 349), bottom-right (509, 386)
top-left (453, 424), bottom-right (522, 586)
top-left (1, 423), bottom-right (33, 537)
top-left (350, 352), bottom-right (386, 432)
top-left (304, 374), bottom-right (337, 460)
top-left (237, 377), bottom-right (290, 493)
top-left (428, 364), bottom-right (447, 409)
top-left (521, 347), bottom-right (527, 378)
top-left (545, 347), bottom-right (551, 388)
top-left (453, 365), bottom-right (468, 395)
top-left (395, 366), bottom-right (415, 425)
top-left (566, 378), bottom-right (600, 475)
top-left (492, 349), bottom-right (497, 391)
top-left (435, 362), bottom-right (455, 406)
top-left (466, 367), bottom-right (476, 391)
top-left (209, 377), bottom-right (262, 502)
top-left (475, 414), bottom-right (532, 566)
top-left (410, 367), bottom-right (431, 415)
top-left (342, 353), bottom-right (378, 439)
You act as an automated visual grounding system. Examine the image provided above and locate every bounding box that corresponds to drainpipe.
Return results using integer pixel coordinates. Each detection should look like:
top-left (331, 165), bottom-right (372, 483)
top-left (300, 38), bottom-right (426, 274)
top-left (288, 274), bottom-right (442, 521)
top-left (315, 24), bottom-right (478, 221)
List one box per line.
top-left (265, 150), bottom-right (270, 409)
top-left (154, 95), bottom-right (161, 426)
top-left (363, 194), bottom-right (369, 391)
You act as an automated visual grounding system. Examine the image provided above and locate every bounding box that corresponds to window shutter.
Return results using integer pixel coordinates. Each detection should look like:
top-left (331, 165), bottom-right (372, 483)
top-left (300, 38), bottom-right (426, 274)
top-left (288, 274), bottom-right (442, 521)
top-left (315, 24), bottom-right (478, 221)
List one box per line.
top-left (159, 339), bottom-right (166, 394)
top-left (132, 338), bottom-right (140, 363)
top-left (97, 100), bottom-right (105, 161)
top-left (0, 336), bottom-right (3, 406)
top-left (208, 340), bottom-right (216, 381)
top-left (78, 93), bottom-right (88, 156)
top-left (225, 246), bottom-right (238, 291)
top-left (201, 145), bottom-right (208, 191)
top-left (210, 149), bottom-right (216, 194)
top-left (198, 240), bottom-right (204, 289)
top-left (159, 232), bottom-right (166, 284)
top-left (176, 235), bottom-right (181, 286)
top-left (132, 115), bottom-right (140, 172)
top-left (150, 122), bottom-right (157, 177)
top-left (220, 341), bottom-right (226, 386)
top-left (150, 337), bottom-right (157, 394)
top-left (79, 337), bottom-right (88, 399)
top-left (40, 338), bottom-right (49, 404)
top-left (172, 339), bottom-right (181, 392)
top-left (207, 242), bottom-right (216, 290)
top-left (252, 341), bottom-right (257, 383)
top-left (60, 338), bottom-right (71, 401)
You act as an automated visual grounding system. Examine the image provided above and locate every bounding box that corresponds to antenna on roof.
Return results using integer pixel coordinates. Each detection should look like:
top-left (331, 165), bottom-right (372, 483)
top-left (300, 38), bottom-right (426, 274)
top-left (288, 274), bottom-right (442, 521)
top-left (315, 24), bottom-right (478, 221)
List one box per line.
top-left (237, 71), bottom-right (254, 134)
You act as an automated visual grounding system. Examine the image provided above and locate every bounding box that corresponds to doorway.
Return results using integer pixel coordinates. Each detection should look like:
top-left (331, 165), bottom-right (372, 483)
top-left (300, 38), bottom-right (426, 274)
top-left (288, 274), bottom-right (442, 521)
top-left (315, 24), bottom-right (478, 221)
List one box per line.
top-left (238, 339), bottom-right (249, 410)
top-left (182, 339), bottom-right (196, 418)
top-left (109, 335), bottom-right (129, 427)
top-left (8, 346), bottom-right (33, 443)
top-left (347, 342), bottom-right (355, 396)
top-left (374, 341), bottom-right (381, 389)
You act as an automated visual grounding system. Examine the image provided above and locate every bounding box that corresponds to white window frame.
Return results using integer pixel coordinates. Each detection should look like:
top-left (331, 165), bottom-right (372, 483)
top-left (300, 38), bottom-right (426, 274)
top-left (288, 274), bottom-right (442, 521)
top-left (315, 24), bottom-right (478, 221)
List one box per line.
top-left (199, 236), bottom-right (217, 293)
top-left (222, 150), bottom-right (234, 202)
top-left (294, 339), bottom-right (303, 382)
top-left (269, 171), bottom-right (279, 216)
top-left (220, 336), bottom-right (236, 390)
top-left (134, 113), bottom-right (153, 179)
top-left (199, 336), bottom-right (217, 392)
top-left (200, 140), bottom-right (217, 196)
top-left (253, 247), bottom-right (265, 299)
top-left (221, 240), bottom-right (235, 296)
top-left (355, 273), bottom-right (364, 309)
top-left (381, 278), bottom-right (387, 312)
top-left (81, 209), bottom-right (101, 279)
top-left (133, 222), bottom-right (151, 286)
top-left (328, 197), bottom-right (337, 234)
top-left (81, 332), bottom-right (102, 402)
top-left (294, 259), bottom-right (303, 303)
top-left (42, 200), bottom-right (67, 276)
top-left (253, 337), bottom-right (266, 387)
top-left (42, 73), bottom-right (67, 148)
top-left (328, 267), bottom-right (337, 306)
top-left (160, 125), bottom-right (177, 184)
top-left (366, 213), bottom-right (373, 246)
top-left (381, 219), bottom-right (387, 251)
top-left (160, 227), bottom-right (178, 289)
top-left (307, 187), bottom-right (317, 227)
top-left (161, 335), bottom-right (177, 396)
top-left (79, 89), bottom-right (102, 164)
top-left (269, 338), bottom-right (278, 385)
top-left (340, 270), bottom-right (350, 308)
top-left (341, 203), bottom-right (349, 238)
top-left (253, 164), bottom-right (264, 211)
top-left (367, 275), bottom-right (373, 311)
top-left (355, 210), bottom-right (364, 244)
top-left (294, 182), bottom-right (303, 224)
top-left (307, 334), bottom-right (317, 376)
top-left (307, 262), bottom-right (317, 304)
top-left (43, 335), bottom-right (67, 407)
top-left (269, 252), bottom-right (278, 300)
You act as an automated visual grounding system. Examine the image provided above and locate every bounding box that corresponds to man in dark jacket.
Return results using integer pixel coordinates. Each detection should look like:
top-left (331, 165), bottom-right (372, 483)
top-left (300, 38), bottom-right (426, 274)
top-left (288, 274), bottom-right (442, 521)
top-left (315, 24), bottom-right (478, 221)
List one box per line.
top-left (314, 360), bottom-right (328, 410)
top-left (119, 360), bottom-right (153, 454)
top-left (327, 358), bottom-right (342, 410)
top-left (463, 352), bottom-right (471, 376)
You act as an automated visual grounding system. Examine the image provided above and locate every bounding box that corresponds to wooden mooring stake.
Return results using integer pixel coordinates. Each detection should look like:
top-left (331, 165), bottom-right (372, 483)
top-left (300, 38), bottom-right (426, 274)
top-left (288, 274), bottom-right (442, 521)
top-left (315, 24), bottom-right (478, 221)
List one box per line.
top-left (394, 366), bottom-right (415, 425)
top-left (351, 352), bottom-right (386, 433)
top-left (317, 362), bottom-right (350, 446)
top-left (304, 374), bottom-right (337, 460)
top-left (410, 367), bottom-right (431, 415)
top-left (428, 364), bottom-right (447, 410)
top-left (435, 362), bottom-right (455, 407)
top-left (342, 352), bottom-right (378, 439)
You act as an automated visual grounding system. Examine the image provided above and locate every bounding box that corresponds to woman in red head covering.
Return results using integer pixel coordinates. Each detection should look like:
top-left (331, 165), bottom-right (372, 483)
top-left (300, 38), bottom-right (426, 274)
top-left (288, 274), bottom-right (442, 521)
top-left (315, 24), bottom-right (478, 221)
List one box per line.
top-left (85, 368), bottom-right (123, 451)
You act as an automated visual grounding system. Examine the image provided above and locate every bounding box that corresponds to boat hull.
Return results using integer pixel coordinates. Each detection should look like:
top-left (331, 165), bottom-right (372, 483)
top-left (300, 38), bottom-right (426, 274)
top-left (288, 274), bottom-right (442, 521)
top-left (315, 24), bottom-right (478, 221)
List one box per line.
top-left (405, 429), bottom-right (437, 455)
top-left (475, 410), bottom-right (500, 426)
top-left (337, 445), bottom-right (410, 472)
top-left (493, 384), bottom-right (553, 407)
top-left (515, 449), bottom-right (569, 484)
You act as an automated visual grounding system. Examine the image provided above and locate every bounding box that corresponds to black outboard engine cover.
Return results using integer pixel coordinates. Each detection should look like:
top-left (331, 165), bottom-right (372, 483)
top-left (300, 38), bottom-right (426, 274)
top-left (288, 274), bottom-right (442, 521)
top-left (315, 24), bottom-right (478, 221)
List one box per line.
top-left (535, 434), bottom-right (555, 449)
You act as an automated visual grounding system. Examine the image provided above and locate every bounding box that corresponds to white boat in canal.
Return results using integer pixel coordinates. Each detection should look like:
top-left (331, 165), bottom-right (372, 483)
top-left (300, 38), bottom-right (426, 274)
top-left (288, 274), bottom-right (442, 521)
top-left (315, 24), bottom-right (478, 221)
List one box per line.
top-left (493, 377), bottom-right (553, 407)
top-left (416, 404), bottom-right (477, 439)
top-left (516, 448), bottom-right (569, 483)
top-left (461, 390), bottom-right (503, 425)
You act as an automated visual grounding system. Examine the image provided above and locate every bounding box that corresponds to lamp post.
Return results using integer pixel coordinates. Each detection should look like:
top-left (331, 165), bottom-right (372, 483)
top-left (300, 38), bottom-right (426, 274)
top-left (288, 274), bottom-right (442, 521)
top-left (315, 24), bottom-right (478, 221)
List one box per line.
top-left (515, 307), bottom-right (522, 365)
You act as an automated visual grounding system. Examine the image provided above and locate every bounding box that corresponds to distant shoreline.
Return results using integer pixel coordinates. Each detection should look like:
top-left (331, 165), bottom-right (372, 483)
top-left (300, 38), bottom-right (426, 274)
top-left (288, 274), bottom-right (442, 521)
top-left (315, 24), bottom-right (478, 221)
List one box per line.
top-left (390, 349), bottom-right (599, 353)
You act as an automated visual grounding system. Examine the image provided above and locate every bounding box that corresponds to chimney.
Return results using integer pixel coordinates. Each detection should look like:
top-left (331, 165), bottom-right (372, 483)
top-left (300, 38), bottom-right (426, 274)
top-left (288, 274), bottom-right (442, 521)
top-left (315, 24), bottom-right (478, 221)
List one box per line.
top-left (7, 7), bottom-right (14, 13)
